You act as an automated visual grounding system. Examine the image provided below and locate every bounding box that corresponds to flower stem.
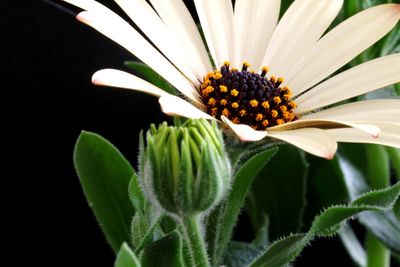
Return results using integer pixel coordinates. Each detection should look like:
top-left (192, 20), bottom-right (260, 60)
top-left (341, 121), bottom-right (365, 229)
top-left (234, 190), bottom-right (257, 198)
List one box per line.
top-left (181, 215), bottom-right (210, 267)
top-left (366, 144), bottom-right (390, 267)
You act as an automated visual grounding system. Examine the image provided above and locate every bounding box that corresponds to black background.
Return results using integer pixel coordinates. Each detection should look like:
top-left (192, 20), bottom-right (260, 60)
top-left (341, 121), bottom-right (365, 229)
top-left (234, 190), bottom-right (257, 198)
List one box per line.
top-left (2, 0), bottom-right (367, 266)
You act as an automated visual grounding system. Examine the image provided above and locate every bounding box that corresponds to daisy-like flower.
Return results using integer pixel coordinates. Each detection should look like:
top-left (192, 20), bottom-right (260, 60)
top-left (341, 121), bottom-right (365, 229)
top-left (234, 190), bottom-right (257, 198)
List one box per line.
top-left (63, 0), bottom-right (400, 159)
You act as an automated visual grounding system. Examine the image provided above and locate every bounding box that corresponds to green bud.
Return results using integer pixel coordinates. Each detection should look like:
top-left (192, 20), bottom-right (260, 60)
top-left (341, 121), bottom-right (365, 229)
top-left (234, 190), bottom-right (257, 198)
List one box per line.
top-left (139, 119), bottom-right (231, 218)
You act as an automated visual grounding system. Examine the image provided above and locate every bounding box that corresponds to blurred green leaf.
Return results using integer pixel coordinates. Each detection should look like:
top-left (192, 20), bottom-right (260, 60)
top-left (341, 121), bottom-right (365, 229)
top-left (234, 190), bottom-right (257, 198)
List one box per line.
top-left (338, 149), bottom-right (400, 254)
top-left (339, 224), bottom-right (367, 267)
top-left (124, 61), bottom-right (176, 95)
top-left (386, 147), bottom-right (400, 180)
top-left (74, 131), bottom-right (135, 252)
top-left (224, 242), bottom-right (264, 267)
top-left (115, 243), bottom-right (141, 267)
top-left (249, 146), bottom-right (308, 240)
top-left (140, 231), bottom-right (184, 267)
top-left (249, 183), bottom-right (400, 267)
top-left (206, 148), bottom-right (278, 266)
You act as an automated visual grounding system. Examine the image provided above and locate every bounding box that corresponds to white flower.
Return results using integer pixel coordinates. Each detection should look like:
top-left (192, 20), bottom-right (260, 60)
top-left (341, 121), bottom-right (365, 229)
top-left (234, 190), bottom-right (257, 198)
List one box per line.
top-left (63, 0), bottom-right (400, 159)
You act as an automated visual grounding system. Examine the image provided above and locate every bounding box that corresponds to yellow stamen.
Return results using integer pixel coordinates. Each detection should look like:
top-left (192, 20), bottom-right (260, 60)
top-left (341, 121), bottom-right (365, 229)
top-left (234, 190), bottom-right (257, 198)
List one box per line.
top-left (270, 76), bottom-right (277, 83)
top-left (220, 85), bottom-right (228, 93)
top-left (223, 61), bottom-right (231, 66)
top-left (262, 120), bottom-right (269, 127)
top-left (261, 101), bottom-right (270, 109)
top-left (202, 86), bottom-right (214, 95)
top-left (255, 113), bottom-right (264, 121)
top-left (232, 117), bottom-right (240, 124)
top-left (277, 77), bottom-right (284, 84)
top-left (239, 109), bottom-right (247, 117)
top-left (222, 108), bottom-right (230, 117)
top-left (271, 110), bottom-right (278, 118)
top-left (276, 119), bottom-right (284, 125)
top-left (211, 107), bottom-right (218, 116)
top-left (250, 99), bottom-right (259, 107)
top-left (208, 98), bottom-right (216, 106)
top-left (280, 105), bottom-right (287, 113)
top-left (273, 96), bottom-right (282, 104)
top-left (214, 72), bottom-right (222, 80)
top-left (231, 102), bottom-right (239, 109)
top-left (230, 89), bottom-right (239, 97)
top-left (220, 99), bottom-right (227, 106)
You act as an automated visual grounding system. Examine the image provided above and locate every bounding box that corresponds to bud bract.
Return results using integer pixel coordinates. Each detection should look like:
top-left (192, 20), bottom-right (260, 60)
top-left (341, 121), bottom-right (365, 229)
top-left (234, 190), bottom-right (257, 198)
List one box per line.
top-left (139, 119), bottom-right (231, 218)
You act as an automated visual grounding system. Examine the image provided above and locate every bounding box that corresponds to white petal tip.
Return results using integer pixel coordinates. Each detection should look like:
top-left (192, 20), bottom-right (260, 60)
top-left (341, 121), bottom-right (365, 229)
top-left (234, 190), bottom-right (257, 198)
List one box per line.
top-left (221, 116), bottom-right (268, 142)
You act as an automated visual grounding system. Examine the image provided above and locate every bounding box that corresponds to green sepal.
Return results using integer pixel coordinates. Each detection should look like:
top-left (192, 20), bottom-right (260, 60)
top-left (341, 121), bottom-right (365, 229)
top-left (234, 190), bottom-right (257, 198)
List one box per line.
top-left (140, 230), bottom-right (184, 267)
top-left (249, 183), bottom-right (400, 267)
top-left (73, 131), bottom-right (135, 252)
top-left (114, 243), bottom-right (141, 267)
top-left (206, 147), bottom-right (278, 266)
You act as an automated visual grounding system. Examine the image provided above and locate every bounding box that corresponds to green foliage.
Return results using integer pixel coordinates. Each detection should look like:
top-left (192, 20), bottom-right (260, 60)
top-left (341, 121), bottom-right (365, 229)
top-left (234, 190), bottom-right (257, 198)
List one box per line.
top-left (114, 243), bottom-right (140, 267)
top-left (73, 131), bottom-right (135, 252)
top-left (248, 146), bottom-right (308, 240)
top-left (139, 231), bottom-right (184, 267)
top-left (248, 183), bottom-right (400, 267)
top-left (205, 148), bottom-right (278, 266)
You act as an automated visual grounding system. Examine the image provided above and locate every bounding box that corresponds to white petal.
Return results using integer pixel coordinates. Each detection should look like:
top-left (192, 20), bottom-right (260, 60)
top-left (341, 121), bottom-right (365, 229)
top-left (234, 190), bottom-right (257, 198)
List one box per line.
top-left (268, 128), bottom-right (338, 159)
top-left (302, 99), bottom-right (400, 123)
top-left (233, 0), bottom-right (280, 69)
top-left (221, 116), bottom-right (268, 141)
top-left (159, 95), bottom-right (213, 120)
top-left (194, 0), bottom-right (234, 67)
top-left (113, 0), bottom-right (199, 84)
top-left (75, 11), bottom-right (202, 106)
top-left (286, 4), bottom-right (400, 95)
top-left (262, 0), bottom-right (343, 79)
top-left (294, 54), bottom-right (400, 113)
top-left (268, 119), bottom-right (381, 138)
top-left (328, 122), bottom-right (400, 148)
top-left (150, 0), bottom-right (212, 75)
top-left (91, 69), bottom-right (168, 97)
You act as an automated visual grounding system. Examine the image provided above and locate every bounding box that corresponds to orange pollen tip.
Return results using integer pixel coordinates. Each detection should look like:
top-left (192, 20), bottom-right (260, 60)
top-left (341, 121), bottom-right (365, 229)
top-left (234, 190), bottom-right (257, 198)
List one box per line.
top-left (283, 94), bottom-right (290, 101)
top-left (261, 101), bottom-right (270, 109)
top-left (274, 97), bottom-right (282, 104)
top-left (262, 66), bottom-right (269, 73)
top-left (280, 106), bottom-right (287, 112)
top-left (232, 117), bottom-right (240, 124)
top-left (220, 99), bottom-right (228, 106)
top-left (262, 120), bottom-right (269, 127)
top-left (283, 111), bottom-right (291, 120)
top-left (239, 109), bottom-right (247, 117)
top-left (277, 77), bottom-right (284, 83)
top-left (230, 89), bottom-right (239, 97)
top-left (220, 85), bottom-right (228, 93)
top-left (211, 107), bottom-right (218, 116)
top-left (243, 62), bottom-right (251, 67)
top-left (231, 102), bottom-right (239, 109)
top-left (270, 76), bottom-right (277, 82)
top-left (231, 67), bottom-right (238, 71)
top-left (222, 108), bottom-right (230, 117)
top-left (223, 61), bottom-right (231, 66)
top-left (250, 99), bottom-right (259, 107)
top-left (271, 110), bottom-right (278, 118)
top-left (289, 101), bottom-right (297, 108)
top-left (276, 119), bottom-right (284, 125)
top-left (214, 72), bottom-right (222, 79)
top-left (255, 114), bottom-right (264, 121)
top-left (208, 98), bottom-right (216, 106)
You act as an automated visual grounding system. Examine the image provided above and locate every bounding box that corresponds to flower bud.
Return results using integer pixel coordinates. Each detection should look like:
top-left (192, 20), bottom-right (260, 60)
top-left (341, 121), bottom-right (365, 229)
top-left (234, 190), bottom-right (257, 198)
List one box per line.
top-left (139, 119), bottom-right (231, 218)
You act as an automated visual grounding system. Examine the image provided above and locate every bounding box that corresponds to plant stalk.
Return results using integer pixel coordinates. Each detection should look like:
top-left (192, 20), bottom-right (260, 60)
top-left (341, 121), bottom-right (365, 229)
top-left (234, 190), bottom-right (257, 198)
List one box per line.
top-left (181, 215), bottom-right (210, 267)
top-left (366, 144), bottom-right (390, 267)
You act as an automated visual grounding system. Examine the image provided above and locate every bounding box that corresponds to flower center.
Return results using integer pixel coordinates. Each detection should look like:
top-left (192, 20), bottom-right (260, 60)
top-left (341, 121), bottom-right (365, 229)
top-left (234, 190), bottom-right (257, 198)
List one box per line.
top-left (199, 62), bottom-right (298, 130)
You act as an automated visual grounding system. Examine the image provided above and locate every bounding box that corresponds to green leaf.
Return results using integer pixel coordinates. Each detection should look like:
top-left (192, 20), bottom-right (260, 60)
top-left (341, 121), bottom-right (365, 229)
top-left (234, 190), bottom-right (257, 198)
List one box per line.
top-left (386, 147), bottom-right (400, 180)
top-left (73, 131), bottom-right (135, 252)
top-left (129, 173), bottom-right (146, 215)
top-left (249, 146), bottom-right (308, 240)
top-left (249, 183), bottom-right (400, 267)
top-left (115, 243), bottom-right (141, 267)
top-left (124, 61), bottom-right (176, 95)
top-left (140, 230), bottom-right (184, 267)
top-left (338, 152), bottom-right (400, 254)
top-left (206, 148), bottom-right (278, 266)
top-left (224, 242), bottom-right (264, 267)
